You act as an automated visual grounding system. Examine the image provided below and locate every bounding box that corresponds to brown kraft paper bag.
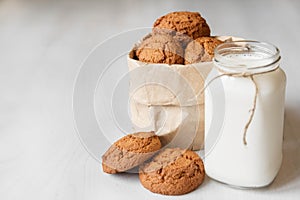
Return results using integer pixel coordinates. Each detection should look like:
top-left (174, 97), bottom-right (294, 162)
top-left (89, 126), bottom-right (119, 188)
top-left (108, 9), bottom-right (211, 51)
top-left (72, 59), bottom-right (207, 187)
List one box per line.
top-left (128, 36), bottom-right (240, 150)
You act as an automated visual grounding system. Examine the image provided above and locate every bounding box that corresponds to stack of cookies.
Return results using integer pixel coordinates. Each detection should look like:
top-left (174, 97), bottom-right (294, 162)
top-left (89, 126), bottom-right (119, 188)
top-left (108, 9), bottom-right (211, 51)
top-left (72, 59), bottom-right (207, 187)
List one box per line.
top-left (102, 11), bottom-right (227, 196)
top-left (134, 11), bottom-right (223, 64)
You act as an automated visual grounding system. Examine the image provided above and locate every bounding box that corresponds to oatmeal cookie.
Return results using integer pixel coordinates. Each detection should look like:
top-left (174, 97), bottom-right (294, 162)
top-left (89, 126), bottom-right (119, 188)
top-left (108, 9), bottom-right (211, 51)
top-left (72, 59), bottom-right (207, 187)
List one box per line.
top-left (102, 132), bottom-right (161, 174)
top-left (139, 148), bottom-right (205, 195)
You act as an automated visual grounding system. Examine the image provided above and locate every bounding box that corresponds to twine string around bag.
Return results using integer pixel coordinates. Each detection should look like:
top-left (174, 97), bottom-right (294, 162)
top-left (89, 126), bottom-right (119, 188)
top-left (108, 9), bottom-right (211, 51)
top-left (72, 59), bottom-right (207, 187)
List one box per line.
top-left (196, 66), bottom-right (279, 145)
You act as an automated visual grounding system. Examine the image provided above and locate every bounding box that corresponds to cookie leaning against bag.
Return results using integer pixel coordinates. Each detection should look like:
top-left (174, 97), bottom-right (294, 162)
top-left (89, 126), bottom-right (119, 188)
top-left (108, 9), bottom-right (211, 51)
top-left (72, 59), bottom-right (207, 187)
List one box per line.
top-left (102, 132), bottom-right (161, 174)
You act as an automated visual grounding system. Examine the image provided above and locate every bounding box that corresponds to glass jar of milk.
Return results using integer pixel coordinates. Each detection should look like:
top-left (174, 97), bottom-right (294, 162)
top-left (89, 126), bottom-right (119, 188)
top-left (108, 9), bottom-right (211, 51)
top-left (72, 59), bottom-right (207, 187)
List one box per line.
top-left (204, 40), bottom-right (286, 188)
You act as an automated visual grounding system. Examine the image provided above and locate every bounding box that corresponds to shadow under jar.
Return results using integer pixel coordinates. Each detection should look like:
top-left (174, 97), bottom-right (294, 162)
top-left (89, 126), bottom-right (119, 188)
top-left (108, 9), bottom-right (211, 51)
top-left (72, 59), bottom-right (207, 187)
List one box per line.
top-left (204, 40), bottom-right (286, 188)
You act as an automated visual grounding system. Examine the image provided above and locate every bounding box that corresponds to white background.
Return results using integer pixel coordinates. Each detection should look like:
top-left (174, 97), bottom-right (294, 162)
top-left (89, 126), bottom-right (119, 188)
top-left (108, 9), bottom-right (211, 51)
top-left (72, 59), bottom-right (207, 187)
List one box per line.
top-left (0, 0), bottom-right (299, 199)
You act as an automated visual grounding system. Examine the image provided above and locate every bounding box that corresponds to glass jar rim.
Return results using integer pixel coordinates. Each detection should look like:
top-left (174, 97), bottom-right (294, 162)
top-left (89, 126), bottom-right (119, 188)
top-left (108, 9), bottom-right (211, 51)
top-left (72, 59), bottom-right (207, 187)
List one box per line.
top-left (213, 40), bottom-right (281, 74)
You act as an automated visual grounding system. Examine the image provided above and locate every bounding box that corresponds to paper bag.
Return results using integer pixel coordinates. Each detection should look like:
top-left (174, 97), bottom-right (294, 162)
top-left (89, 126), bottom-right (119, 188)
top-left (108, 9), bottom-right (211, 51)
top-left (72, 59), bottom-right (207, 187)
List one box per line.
top-left (128, 36), bottom-right (240, 150)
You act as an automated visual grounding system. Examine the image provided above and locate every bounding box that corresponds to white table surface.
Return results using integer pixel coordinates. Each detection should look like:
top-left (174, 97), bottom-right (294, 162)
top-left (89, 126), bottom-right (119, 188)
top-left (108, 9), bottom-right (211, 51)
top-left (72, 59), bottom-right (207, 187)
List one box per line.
top-left (1, 0), bottom-right (300, 199)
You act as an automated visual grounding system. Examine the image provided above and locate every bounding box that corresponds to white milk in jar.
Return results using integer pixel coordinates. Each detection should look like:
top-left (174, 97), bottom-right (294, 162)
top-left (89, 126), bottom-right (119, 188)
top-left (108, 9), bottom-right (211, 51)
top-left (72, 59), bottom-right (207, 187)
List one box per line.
top-left (205, 41), bottom-right (286, 188)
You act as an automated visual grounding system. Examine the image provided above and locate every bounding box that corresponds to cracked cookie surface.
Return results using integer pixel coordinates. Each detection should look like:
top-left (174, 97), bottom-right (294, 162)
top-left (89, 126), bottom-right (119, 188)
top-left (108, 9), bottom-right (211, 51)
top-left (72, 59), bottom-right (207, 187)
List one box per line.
top-left (185, 36), bottom-right (223, 64)
top-left (135, 34), bottom-right (184, 64)
top-left (102, 132), bottom-right (161, 174)
top-left (153, 11), bottom-right (210, 47)
top-left (139, 148), bottom-right (205, 195)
